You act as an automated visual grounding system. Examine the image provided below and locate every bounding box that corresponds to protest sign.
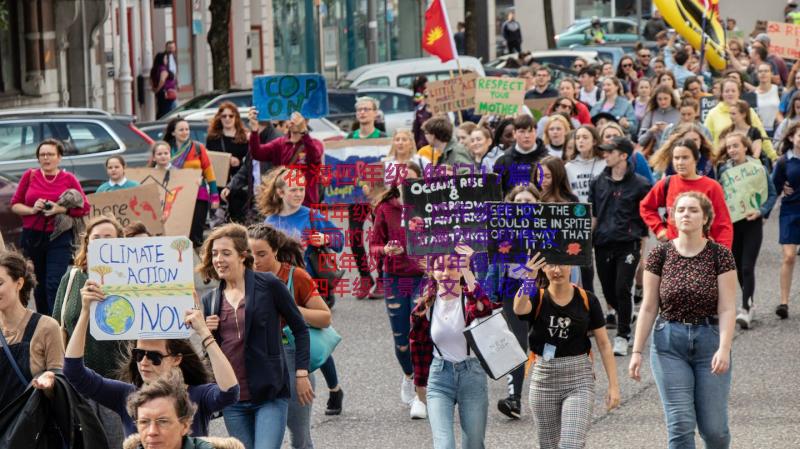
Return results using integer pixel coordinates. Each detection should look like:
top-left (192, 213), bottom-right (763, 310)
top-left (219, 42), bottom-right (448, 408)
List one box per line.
top-left (718, 159), bottom-right (769, 223)
top-left (87, 184), bottom-right (165, 235)
top-left (474, 77), bottom-right (526, 116)
top-left (88, 236), bottom-right (195, 340)
top-left (524, 98), bottom-right (554, 120)
top-left (207, 151), bottom-right (231, 186)
top-left (426, 73), bottom-right (478, 114)
top-left (253, 74), bottom-right (329, 121)
top-left (323, 138), bottom-right (391, 204)
top-left (127, 168), bottom-right (200, 237)
top-left (766, 21), bottom-right (800, 60)
top-left (699, 96), bottom-right (719, 123)
top-left (403, 174), bottom-right (502, 256)
top-left (487, 202), bottom-right (593, 266)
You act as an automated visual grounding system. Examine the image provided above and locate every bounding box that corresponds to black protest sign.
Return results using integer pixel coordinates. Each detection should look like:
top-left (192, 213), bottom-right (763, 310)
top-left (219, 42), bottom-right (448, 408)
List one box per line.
top-left (403, 174), bottom-right (502, 256)
top-left (699, 96), bottom-right (718, 123)
top-left (487, 202), bottom-right (593, 266)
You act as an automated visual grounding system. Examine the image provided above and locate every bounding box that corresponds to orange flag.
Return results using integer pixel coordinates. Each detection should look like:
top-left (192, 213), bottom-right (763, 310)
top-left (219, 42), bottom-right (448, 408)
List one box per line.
top-left (422, 0), bottom-right (457, 63)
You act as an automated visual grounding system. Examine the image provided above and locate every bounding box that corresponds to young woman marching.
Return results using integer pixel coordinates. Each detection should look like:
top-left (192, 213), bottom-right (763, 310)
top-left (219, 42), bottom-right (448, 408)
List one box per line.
top-left (513, 253), bottom-right (620, 449)
top-left (248, 223), bottom-right (332, 448)
top-left (715, 132), bottom-right (777, 328)
top-left (369, 162), bottom-right (429, 419)
top-left (772, 122), bottom-right (800, 319)
top-left (409, 244), bottom-right (494, 449)
top-left (630, 192), bottom-right (737, 448)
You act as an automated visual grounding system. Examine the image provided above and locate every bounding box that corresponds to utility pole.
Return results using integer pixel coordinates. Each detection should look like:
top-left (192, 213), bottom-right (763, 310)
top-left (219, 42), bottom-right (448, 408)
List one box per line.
top-left (117, 0), bottom-right (133, 114)
top-left (141, 0), bottom-right (155, 121)
top-left (367, 0), bottom-right (378, 63)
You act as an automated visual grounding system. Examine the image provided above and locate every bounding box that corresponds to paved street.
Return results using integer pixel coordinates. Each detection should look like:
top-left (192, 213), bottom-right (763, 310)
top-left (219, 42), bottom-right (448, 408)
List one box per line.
top-left (207, 212), bottom-right (800, 448)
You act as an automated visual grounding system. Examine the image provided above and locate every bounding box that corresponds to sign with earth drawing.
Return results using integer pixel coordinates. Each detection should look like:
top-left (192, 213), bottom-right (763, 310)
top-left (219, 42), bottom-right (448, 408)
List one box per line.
top-left (87, 236), bottom-right (195, 340)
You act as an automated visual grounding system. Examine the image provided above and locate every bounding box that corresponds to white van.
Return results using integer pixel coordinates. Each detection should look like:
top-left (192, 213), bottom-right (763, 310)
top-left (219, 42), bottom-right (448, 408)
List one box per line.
top-left (337, 56), bottom-right (486, 90)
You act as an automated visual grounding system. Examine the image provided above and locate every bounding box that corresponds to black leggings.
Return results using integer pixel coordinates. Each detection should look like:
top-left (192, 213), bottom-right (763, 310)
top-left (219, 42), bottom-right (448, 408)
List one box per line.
top-left (594, 241), bottom-right (640, 339)
top-left (348, 203), bottom-right (374, 279)
top-left (579, 247), bottom-right (595, 293)
top-left (732, 218), bottom-right (763, 310)
top-left (190, 199), bottom-right (209, 248)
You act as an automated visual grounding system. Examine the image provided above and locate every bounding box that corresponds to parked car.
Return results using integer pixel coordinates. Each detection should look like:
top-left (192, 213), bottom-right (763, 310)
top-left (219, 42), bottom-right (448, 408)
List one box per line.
top-left (485, 50), bottom-right (602, 71)
top-left (555, 18), bottom-right (641, 48)
top-left (569, 42), bottom-right (659, 69)
top-left (161, 88), bottom-right (252, 121)
top-left (0, 108), bottom-right (153, 193)
top-left (0, 172), bottom-right (23, 247)
top-left (337, 56), bottom-right (486, 89)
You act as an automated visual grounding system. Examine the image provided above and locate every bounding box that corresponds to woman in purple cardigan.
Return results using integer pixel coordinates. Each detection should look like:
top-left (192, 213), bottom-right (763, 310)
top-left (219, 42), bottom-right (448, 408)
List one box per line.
top-left (63, 281), bottom-right (239, 437)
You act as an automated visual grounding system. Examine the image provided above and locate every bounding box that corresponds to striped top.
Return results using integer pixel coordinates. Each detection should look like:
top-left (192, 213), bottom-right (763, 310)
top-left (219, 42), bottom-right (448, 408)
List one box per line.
top-left (171, 140), bottom-right (219, 203)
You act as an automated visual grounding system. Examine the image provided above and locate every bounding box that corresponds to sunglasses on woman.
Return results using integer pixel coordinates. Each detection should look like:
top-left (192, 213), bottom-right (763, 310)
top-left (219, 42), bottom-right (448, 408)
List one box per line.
top-left (132, 348), bottom-right (172, 365)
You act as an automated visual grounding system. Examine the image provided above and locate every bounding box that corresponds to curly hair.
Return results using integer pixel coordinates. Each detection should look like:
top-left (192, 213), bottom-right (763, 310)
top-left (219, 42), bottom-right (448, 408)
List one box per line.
top-left (73, 215), bottom-right (124, 271)
top-left (247, 223), bottom-right (306, 269)
top-left (256, 167), bottom-right (305, 217)
top-left (206, 101), bottom-right (248, 144)
top-left (196, 223), bottom-right (254, 281)
top-left (650, 123), bottom-right (714, 173)
top-left (671, 191), bottom-right (715, 236)
top-left (126, 369), bottom-right (198, 426)
top-left (0, 250), bottom-right (37, 307)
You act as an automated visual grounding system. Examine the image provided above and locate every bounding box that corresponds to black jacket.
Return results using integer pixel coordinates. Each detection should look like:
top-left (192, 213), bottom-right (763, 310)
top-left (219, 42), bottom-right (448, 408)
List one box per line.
top-left (492, 139), bottom-right (547, 195)
top-left (228, 125), bottom-right (283, 196)
top-left (588, 163), bottom-right (650, 246)
top-left (201, 269), bottom-right (310, 404)
top-left (0, 373), bottom-right (108, 449)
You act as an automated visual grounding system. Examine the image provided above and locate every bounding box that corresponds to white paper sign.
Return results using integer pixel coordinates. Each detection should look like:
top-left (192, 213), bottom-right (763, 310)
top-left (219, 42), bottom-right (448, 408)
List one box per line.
top-left (88, 236), bottom-right (195, 340)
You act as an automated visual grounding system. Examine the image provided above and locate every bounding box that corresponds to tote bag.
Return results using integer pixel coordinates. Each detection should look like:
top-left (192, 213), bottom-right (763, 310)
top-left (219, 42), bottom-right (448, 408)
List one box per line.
top-left (463, 309), bottom-right (527, 380)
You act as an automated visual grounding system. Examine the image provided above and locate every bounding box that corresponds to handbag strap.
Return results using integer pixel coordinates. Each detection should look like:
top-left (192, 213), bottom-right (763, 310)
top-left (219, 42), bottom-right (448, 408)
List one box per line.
top-left (60, 267), bottom-right (79, 329)
top-left (429, 290), bottom-right (470, 358)
top-left (0, 326), bottom-right (29, 388)
top-left (286, 265), bottom-right (296, 302)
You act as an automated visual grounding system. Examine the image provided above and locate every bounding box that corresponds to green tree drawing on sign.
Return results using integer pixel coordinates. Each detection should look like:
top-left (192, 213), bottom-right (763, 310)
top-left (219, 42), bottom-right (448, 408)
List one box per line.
top-left (171, 238), bottom-right (191, 263)
top-left (91, 265), bottom-right (113, 285)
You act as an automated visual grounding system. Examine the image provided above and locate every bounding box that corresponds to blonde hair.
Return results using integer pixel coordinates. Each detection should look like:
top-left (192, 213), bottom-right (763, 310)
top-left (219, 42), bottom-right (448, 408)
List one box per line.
top-left (386, 129), bottom-right (418, 161)
top-left (542, 115), bottom-right (572, 146)
top-left (715, 131), bottom-right (752, 166)
top-left (256, 166), bottom-right (305, 217)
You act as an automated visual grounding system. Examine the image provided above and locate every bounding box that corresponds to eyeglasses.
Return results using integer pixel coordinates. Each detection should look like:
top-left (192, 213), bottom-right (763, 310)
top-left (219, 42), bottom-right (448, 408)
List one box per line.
top-left (136, 418), bottom-right (177, 429)
top-left (639, 53), bottom-right (651, 58)
top-left (38, 153), bottom-right (59, 159)
top-left (220, 114), bottom-right (235, 119)
top-left (622, 63), bottom-right (633, 68)
top-left (132, 348), bottom-right (172, 365)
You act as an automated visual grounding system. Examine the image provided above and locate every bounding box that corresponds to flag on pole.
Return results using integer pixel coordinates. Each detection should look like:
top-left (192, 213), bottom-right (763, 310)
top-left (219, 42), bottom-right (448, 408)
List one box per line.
top-left (422, 0), bottom-right (458, 63)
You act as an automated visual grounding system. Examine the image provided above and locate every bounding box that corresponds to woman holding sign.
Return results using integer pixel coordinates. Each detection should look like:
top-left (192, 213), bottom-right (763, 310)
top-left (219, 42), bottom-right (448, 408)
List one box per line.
top-left (715, 132), bottom-right (777, 329)
top-left (199, 224), bottom-right (311, 449)
top-left (513, 254), bottom-right (620, 449)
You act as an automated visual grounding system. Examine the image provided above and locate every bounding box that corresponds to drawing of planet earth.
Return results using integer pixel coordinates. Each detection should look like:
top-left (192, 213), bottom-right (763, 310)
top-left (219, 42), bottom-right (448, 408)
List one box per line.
top-left (95, 295), bottom-right (135, 335)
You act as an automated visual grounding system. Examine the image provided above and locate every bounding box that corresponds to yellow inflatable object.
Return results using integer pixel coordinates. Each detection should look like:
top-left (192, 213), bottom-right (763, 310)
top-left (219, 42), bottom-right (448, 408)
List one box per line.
top-left (655, 0), bottom-right (727, 71)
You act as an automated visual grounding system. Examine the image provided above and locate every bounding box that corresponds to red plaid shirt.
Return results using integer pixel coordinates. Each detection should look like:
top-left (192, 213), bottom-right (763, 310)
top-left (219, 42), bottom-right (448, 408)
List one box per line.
top-left (409, 283), bottom-right (495, 387)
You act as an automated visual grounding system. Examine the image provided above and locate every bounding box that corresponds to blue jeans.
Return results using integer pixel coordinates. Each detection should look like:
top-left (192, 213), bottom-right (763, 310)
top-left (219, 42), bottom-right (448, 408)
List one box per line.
top-left (21, 229), bottom-right (73, 316)
top-left (223, 398), bottom-right (290, 449)
top-left (318, 356), bottom-right (338, 389)
top-left (284, 342), bottom-right (315, 449)
top-left (426, 358), bottom-right (488, 449)
top-left (650, 318), bottom-right (732, 449)
top-left (385, 274), bottom-right (422, 375)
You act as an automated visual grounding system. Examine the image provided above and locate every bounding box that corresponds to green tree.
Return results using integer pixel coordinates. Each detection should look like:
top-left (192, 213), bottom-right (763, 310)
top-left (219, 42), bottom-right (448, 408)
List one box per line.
top-left (208, 0), bottom-right (232, 90)
top-left (171, 238), bottom-right (191, 263)
top-left (91, 265), bottom-right (113, 285)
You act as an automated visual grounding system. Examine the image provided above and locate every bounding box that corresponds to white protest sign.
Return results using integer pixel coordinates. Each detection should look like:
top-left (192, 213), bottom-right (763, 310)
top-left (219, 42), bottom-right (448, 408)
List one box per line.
top-left (88, 236), bottom-right (195, 340)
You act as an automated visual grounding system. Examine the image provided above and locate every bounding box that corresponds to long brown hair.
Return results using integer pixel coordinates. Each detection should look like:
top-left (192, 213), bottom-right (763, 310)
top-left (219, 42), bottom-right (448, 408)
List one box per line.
top-left (650, 123), bottom-right (714, 172)
top-left (73, 215), bottom-right (124, 271)
top-left (0, 251), bottom-right (36, 307)
top-left (247, 223), bottom-right (305, 268)
top-left (375, 161), bottom-right (422, 206)
top-left (117, 339), bottom-right (211, 388)
top-left (715, 131), bottom-right (753, 166)
top-left (206, 101), bottom-right (248, 144)
top-left (196, 223), bottom-right (254, 281)
top-left (535, 156), bottom-right (575, 202)
top-left (256, 167), bottom-right (304, 217)
top-left (671, 191), bottom-right (715, 236)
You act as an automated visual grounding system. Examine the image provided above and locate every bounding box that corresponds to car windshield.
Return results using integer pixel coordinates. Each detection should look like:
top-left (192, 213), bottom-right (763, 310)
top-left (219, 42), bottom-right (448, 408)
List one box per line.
top-left (169, 93), bottom-right (219, 115)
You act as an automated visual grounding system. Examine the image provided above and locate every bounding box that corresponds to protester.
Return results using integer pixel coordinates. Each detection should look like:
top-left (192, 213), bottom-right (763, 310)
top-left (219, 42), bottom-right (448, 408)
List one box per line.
top-left (164, 117), bottom-right (220, 247)
top-left (124, 370), bottom-right (243, 449)
top-left (637, 47), bottom-right (656, 78)
top-left (541, 114), bottom-right (571, 159)
top-left (630, 191), bottom-right (737, 449)
top-left (556, 78), bottom-right (592, 124)
top-left (632, 78), bottom-right (653, 127)
top-left (778, 65), bottom-right (800, 115)
top-left (775, 92), bottom-right (800, 148)
top-left (578, 67), bottom-right (602, 108)
top-left (206, 102), bottom-right (250, 224)
top-left (383, 129), bottom-right (429, 174)
top-left (705, 78), bottom-right (776, 160)
top-left (656, 98), bottom-right (713, 150)
top-left (150, 50), bottom-right (177, 119)
top-left (753, 63), bottom-right (783, 137)
top-left (715, 132), bottom-right (777, 328)
top-left (493, 115), bottom-right (546, 194)
top-left (772, 122), bottom-right (800, 319)
top-left (469, 126), bottom-right (503, 172)
top-left (525, 67), bottom-right (558, 99)
top-left (616, 55), bottom-right (640, 98)
top-left (591, 77), bottom-right (638, 135)
top-left (97, 156), bottom-right (140, 192)
top-left (663, 35), bottom-right (700, 87)
top-left (456, 122), bottom-right (477, 147)
top-left (0, 250), bottom-right (63, 406)
top-left (599, 122), bottom-right (655, 184)
top-left (566, 125), bottom-right (607, 202)
top-left (722, 99), bottom-right (766, 160)
top-left (651, 123), bottom-right (717, 179)
top-left (247, 109), bottom-right (324, 206)
top-left (247, 224), bottom-right (333, 447)
top-left (638, 85), bottom-right (681, 153)
top-left (409, 245), bottom-right (494, 449)
top-left (490, 118), bottom-right (516, 157)
top-left (11, 138), bottom-right (90, 315)
top-left (149, 140), bottom-right (174, 171)
top-left (513, 255), bottom-right (620, 449)
top-left (63, 277), bottom-right (239, 438)
top-left (417, 116), bottom-right (473, 169)
top-left (537, 156), bottom-right (579, 203)
top-left (369, 162), bottom-right (428, 419)
top-left (656, 71), bottom-right (678, 91)
top-left (536, 98), bottom-right (581, 137)
top-left (590, 137), bottom-right (651, 355)
top-left (199, 224), bottom-right (311, 449)
top-left (412, 76), bottom-right (432, 149)
top-left (640, 138), bottom-right (733, 248)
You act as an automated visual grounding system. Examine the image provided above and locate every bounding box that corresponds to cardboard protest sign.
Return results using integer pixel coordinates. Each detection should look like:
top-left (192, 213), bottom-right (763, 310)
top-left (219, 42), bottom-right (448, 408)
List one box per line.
top-left (474, 77), bottom-right (525, 116)
top-left (127, 168), bottom-right (200, 237)
top-left (426, 73), bottom-right (478, 114)
top-left (524, 98), bottom-right (554, 120)
top-left (207, 151), bottom-right (232, 186)
top-left (487, 202), bottom-right (593, 266)
top-left (88, 236), bottom-right (195, 340)
top-left (766, 21), bottom-right (800, 60)
top-left (253, 74), bottom-right (329, 121)
top-left (699, 96), bottom-right (719, 123)
top-left (718, 160), bottom-right (769, 222)
top-left (323, 138), bottom-right (391, 204)
top-left (87, 184), bottom-right (165, 235)
top-left (403, 174), bottom-right (502, 256)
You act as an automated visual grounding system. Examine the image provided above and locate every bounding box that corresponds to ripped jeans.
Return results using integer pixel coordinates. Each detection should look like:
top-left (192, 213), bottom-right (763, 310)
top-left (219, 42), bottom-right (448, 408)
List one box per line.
top-left (385, 274), bottom-right (424, 375)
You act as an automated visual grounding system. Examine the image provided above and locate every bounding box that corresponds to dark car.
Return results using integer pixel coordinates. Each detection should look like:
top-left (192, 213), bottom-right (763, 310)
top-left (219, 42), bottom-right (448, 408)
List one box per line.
top-left (0, 172), bottom-right (23, 247)
top-left (0, 108), bottom-right (154, 193)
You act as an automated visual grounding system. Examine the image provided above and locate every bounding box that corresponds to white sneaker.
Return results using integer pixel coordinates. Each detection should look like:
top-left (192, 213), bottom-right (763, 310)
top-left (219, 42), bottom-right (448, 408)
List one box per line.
top-left (613, 336), bottom-right (629, 356)
top-left (400, 376), bottom-right (415, 404)
top-left (410, 397), bottom-right (428, 420)
top-left (736, 309), bottom-right (752, 330)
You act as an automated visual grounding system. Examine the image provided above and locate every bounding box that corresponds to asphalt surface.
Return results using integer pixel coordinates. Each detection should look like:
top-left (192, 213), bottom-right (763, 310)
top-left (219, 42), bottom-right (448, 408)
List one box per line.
top-left (205, 211), bottom-right (800, 448)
